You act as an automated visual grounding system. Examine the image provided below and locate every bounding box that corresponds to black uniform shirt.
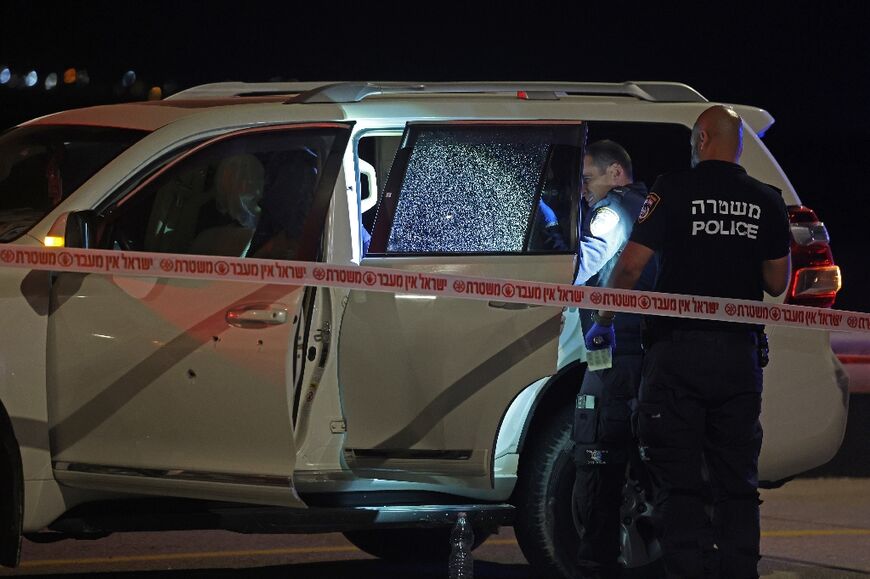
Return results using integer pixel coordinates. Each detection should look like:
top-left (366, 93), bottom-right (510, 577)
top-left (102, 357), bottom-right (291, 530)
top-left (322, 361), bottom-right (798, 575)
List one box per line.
top-left (630, 160), bottom-right (791, 332)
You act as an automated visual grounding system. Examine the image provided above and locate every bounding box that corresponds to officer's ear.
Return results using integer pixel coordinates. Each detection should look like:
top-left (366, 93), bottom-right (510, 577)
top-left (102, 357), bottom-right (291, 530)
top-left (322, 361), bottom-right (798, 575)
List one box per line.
top-left (607, 161), bottom-right (624, 182)
top-left (697, 129), bottom-right (709, 151)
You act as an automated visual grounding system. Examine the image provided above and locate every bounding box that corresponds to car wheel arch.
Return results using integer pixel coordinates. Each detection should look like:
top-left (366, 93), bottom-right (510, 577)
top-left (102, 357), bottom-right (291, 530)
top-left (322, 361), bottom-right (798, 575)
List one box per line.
top-left (514, 361), bottom-right (585, 457)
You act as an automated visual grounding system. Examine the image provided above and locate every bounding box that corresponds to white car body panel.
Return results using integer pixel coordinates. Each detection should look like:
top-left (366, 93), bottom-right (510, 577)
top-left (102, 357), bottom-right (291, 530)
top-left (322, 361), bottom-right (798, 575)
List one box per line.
top-left (340, 255), bottom-right (570, 489)
top-left (47, 273), bottom-right (306, 507)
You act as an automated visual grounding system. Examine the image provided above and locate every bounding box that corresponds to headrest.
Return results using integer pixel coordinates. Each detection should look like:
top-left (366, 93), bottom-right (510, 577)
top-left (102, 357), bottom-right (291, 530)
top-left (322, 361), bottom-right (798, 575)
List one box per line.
top-left (214, 154), bottom-right (265, 228)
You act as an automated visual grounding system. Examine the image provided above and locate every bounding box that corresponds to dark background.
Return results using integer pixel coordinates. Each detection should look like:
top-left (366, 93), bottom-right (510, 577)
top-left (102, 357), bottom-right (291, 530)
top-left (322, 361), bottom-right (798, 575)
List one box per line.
top-left (2, 1), bottom-right (867, 311)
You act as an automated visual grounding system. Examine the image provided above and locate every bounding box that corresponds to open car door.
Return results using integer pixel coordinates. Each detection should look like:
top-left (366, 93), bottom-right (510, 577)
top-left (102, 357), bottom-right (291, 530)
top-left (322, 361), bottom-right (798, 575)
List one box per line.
top-left (340, 121), bottom-right (584, 489)
top-left (47, 124), bottom-right (351, 506)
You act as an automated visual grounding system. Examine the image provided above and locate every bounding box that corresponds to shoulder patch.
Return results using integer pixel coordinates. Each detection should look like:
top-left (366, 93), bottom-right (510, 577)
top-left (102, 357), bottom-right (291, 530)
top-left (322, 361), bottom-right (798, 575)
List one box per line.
top-left (637, 193), bottom-right (661, 224)
top-left (590, 206), bottom-right (620, 237)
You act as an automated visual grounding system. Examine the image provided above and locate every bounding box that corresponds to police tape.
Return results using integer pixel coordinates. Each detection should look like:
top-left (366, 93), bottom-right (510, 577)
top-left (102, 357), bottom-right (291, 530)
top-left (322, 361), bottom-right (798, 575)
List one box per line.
top-left (1, 244), bottom-right (868, 334)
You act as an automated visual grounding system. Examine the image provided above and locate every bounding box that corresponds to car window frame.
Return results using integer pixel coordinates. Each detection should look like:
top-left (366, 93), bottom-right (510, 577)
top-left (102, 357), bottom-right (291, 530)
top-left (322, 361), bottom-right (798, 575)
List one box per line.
top-left (367, 120), bottom-right (584, 257)
top-left (92, 122), bottom-right (353, 260)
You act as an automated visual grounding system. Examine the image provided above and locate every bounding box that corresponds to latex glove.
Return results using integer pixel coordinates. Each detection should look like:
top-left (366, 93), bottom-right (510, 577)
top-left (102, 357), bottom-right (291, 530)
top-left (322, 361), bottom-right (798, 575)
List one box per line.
top-left (538, 199), bottom-right (558, 227)
top-left (584, 322), bottom-right (616, 351)
top-left (361, 225), bottom-right (371, 256)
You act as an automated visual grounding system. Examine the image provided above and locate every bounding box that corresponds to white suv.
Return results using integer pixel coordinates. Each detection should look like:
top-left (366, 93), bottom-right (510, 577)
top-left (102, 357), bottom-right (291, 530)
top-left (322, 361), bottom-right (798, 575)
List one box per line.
top-left (0, 82), bottom-right (847, 577)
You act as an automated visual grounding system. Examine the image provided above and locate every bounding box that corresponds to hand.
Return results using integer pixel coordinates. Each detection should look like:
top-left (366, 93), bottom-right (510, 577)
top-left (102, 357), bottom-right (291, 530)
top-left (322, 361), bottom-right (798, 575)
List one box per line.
top-left (584, 322), bottom-right (616, 351)
top-left (538, 199), bottom-right (558, 227)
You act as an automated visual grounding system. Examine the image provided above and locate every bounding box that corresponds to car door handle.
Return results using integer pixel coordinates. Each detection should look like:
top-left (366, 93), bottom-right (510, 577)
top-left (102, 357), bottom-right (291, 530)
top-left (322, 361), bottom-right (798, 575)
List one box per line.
top-left (488, 301), bottom-right (541, 310)
top-left (226, 304), bottom-right (289, 328)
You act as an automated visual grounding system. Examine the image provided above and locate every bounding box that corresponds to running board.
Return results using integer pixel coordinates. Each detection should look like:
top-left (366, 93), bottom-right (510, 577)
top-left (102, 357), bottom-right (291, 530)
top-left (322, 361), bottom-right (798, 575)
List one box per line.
top-left (40, 498), bottom-right (514, 539)
top-left (351, 503), bottom-right (514, 528)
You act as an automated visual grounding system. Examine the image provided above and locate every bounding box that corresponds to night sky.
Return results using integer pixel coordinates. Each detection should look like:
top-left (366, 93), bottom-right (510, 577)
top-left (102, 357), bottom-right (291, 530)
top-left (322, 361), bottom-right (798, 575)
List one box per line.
top-left (2, 1), bottom-right (868, 310)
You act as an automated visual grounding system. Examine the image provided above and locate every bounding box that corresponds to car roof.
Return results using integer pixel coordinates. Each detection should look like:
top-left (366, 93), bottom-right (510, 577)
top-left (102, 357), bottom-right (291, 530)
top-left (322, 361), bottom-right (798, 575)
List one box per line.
top-left (166, 80), bottom-right (709, 103)
top-left (19, 81), bottom-right (774, 136)
top-left (20, 97), bottom-right (291, 132)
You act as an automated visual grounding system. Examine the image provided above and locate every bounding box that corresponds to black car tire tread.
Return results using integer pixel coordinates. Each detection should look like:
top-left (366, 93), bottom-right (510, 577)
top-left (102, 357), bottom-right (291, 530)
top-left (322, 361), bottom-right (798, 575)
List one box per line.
top-left (512, 404), bottom-right (577, 578)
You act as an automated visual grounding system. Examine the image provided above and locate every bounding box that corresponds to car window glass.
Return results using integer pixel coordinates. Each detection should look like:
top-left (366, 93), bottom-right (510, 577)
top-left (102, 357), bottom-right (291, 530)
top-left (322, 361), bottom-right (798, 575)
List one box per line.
top-left (372, 124), bottom-right (584, 255)
top-left (101, 128), bottom-right (344, 261)
top-left (0, 125), bottom-right (146, 242)
top-left (583, 121), bottom-right (691, 187)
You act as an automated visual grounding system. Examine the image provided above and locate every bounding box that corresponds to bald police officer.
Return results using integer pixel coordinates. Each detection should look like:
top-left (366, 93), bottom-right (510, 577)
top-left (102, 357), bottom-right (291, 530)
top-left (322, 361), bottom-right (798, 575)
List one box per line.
top-left (570, 140), bottom-right (657, 579)
top-left (584, 106), bottom-right (791, 579)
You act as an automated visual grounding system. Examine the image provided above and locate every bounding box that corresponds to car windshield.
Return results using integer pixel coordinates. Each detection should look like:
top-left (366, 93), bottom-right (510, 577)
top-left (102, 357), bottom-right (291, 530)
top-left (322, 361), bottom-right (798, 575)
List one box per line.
top-left (0, 125), bottom-right (147, 241)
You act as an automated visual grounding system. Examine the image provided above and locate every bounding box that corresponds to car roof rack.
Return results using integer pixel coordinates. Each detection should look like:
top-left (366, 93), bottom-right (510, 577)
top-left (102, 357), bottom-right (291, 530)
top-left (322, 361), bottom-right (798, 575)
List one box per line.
top-left (165, 82), bottom-right (338, 100)
top-left (167, 81), bottom-right (707, 104)
top-left (287, 81), bottom-right (708, 104)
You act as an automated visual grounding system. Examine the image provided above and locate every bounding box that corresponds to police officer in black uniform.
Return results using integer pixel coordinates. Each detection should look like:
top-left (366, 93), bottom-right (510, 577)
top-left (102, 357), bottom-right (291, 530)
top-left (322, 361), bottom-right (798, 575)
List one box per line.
top-left (584, 106), bottom-right (791, 579)
top-left (549, 140), bottom-right (656, 579)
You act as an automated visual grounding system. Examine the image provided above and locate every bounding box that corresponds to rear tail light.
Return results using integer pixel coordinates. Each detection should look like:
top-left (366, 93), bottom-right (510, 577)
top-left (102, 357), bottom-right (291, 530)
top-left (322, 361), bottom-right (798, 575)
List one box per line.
top-left (786, 205), bottom-right (841, 307)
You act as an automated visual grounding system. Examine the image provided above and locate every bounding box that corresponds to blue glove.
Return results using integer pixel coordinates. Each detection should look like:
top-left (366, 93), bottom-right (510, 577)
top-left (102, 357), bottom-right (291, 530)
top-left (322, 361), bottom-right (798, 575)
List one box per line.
top-left (538, 199), bottom-right (558, 227)
top-left (584, 322), bottom-right (616, 351)
top-left (361, 225), bottom-right (372, 256)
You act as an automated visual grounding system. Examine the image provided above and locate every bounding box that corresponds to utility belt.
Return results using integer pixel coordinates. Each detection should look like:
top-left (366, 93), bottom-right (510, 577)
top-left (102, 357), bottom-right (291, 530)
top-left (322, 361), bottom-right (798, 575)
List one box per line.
top-left (641, 326), bottom-right (769, 367)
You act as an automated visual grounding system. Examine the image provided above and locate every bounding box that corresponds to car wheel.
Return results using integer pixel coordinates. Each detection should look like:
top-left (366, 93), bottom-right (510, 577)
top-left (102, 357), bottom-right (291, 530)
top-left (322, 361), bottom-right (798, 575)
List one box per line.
top-left (342, 527), bottom-right (491, 562)
top-left (512, 405), bottom-right (661, 578)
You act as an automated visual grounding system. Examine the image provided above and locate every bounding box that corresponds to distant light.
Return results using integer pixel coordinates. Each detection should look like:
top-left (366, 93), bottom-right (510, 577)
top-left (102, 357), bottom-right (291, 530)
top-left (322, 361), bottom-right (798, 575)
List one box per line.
top-left (0, 67), bottom-right (10, 85)
top-left (76, 69), bottom-right (90, 85)
top-left (147, 85), bottom-right (162, 100)
top-left (63, 68), bottom-right (77, 84)
top-left (121, 70), bottom-right (136, 88)
top-left (24, 70), bottom-right (38, 87)
top-left (44, 72), bottom-right (58, 90)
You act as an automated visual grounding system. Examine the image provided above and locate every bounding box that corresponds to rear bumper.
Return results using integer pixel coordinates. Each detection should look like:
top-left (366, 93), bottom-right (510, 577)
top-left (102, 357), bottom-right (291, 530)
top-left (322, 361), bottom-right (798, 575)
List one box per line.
top-left (759, 327), bottom-right (849, 482)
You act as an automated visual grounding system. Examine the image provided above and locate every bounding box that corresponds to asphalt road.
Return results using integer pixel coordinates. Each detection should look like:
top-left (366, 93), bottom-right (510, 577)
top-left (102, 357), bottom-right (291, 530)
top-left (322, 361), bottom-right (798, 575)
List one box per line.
top-left (0, 478), bottom-right (867, 578)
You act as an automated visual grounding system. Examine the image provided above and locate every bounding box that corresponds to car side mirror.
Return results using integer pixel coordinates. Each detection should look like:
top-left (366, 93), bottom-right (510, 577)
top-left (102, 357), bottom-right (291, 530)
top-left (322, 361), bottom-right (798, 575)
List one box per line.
top-left (44, 210), bottom-right (97, 248)
top-left (65, 210), bottom-right (97, 248)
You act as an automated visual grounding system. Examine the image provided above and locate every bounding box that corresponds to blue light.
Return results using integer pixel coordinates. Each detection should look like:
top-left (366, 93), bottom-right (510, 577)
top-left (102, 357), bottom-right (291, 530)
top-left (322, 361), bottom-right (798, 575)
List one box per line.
top-left (24, 70), bottom-right (38, 87)
top-left (0, 67), bottom-right (10, 85)
top-left (122, 70), bottom-right (136, 88)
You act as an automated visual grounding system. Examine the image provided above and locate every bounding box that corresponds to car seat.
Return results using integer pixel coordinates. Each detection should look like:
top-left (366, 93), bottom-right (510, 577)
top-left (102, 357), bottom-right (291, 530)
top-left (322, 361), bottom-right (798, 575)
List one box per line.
top-left (144, 165), bottom-right (210, 253)
top-left (248, 148), bottom-right (319, 260)
top-left (188, 153), bottom-right (265, 257)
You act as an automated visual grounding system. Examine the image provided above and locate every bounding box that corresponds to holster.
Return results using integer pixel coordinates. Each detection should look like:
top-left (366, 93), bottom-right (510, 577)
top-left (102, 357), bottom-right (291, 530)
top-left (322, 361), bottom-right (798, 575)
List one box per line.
top-left (640, 320), bottom-right (655, 351)
top-left (756, 330), bottom-right (769, 367)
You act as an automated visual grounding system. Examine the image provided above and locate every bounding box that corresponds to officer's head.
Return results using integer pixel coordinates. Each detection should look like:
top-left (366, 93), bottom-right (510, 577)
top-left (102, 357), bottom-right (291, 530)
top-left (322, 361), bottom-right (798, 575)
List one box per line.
top-left (691, 105), bottom-right (744, 167)
top-left (582, 140), bottom-right (633, 206)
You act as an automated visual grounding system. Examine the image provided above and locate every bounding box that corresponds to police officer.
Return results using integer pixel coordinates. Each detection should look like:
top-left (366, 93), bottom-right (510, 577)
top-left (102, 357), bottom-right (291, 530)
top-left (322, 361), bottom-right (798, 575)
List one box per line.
top-left (567, 140), bottom-right (657, 579)
top-left (584, 106), bottom-right (792, 578)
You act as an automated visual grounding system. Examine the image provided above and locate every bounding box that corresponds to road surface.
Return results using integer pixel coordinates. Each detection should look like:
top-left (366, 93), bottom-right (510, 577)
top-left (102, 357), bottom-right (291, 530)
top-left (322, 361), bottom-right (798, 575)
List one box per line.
top-left (1, 478), bottom-right (867, 578)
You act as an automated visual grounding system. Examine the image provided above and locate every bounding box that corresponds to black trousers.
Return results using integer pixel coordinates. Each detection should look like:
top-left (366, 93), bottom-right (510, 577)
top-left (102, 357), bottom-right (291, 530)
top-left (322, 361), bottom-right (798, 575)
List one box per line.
top-left (573, 353), bottom-right (643, 577)
top-left (637, 331), bottom-right (762, 579)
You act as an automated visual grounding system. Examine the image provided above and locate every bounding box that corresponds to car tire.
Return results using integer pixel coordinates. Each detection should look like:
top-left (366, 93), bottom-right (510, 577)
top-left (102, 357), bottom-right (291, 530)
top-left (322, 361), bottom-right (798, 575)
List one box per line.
top-left (342, 527), bottom-right (491, 562)
top-left (512, 404), bottom-right (662, 579)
